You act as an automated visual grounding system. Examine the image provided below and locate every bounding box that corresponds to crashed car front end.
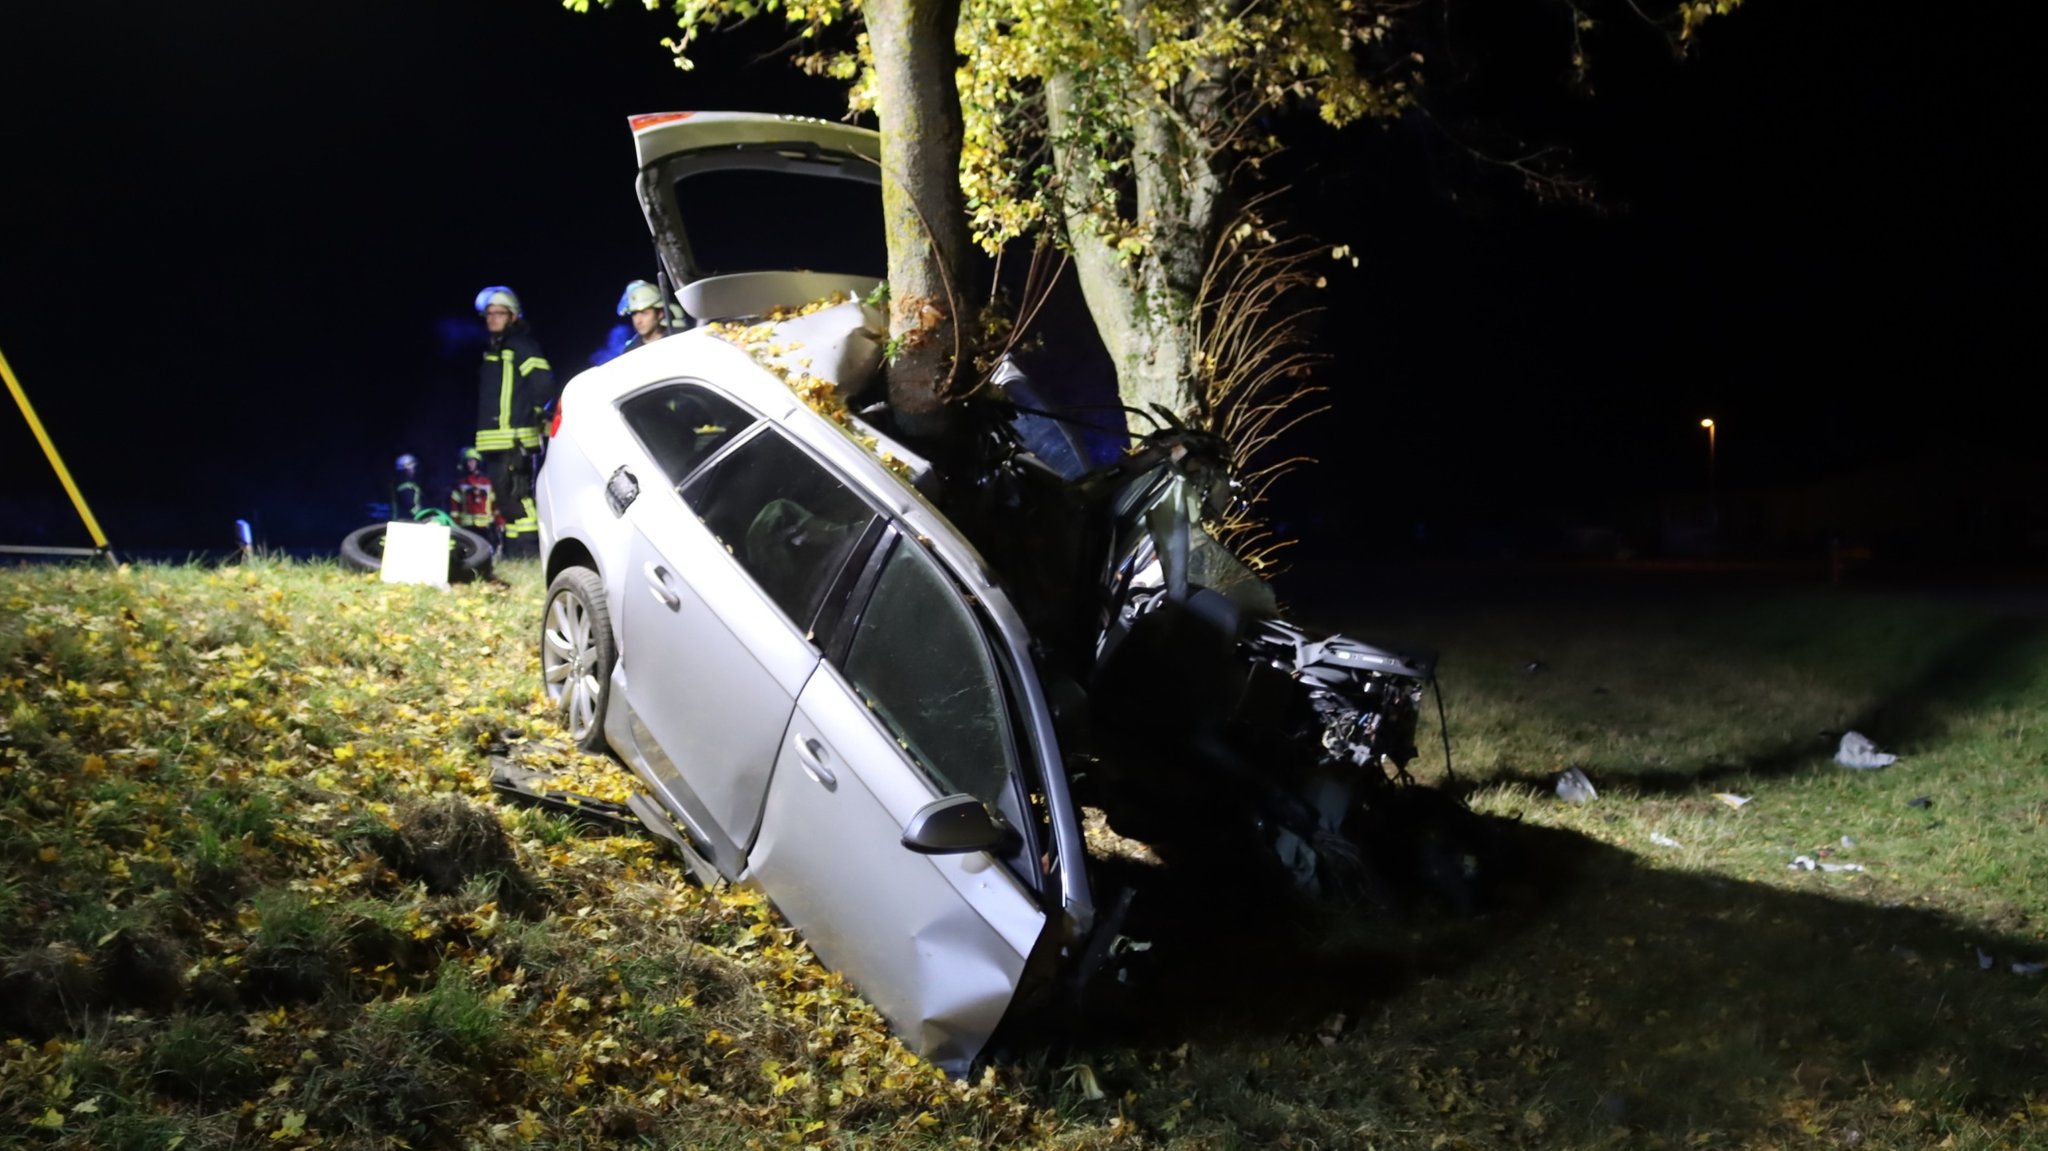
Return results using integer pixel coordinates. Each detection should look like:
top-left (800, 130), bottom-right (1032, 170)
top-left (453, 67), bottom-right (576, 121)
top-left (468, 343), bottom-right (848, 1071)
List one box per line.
top-left (920, 392), bottom-right (1458, 898)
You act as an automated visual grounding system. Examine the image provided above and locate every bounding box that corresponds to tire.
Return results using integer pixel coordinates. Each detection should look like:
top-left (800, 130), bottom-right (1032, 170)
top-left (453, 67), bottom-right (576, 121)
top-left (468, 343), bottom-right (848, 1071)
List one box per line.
top-left (338, 522), bottom-right (495, 582)
top-left (541, 567), bottom-right (616, 753)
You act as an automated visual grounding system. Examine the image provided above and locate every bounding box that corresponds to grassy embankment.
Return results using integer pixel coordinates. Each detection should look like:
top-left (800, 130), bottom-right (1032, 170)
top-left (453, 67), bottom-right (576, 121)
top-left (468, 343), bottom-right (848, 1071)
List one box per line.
top-left (1, 558), bottom-right (2041, 1149)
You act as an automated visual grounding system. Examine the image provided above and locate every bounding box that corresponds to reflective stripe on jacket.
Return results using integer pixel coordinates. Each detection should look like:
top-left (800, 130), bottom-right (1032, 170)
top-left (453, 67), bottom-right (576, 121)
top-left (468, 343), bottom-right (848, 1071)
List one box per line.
top-left (451, 475), bottom-right (498, 529)
top-left (477, 329), bottom-right (556, 451)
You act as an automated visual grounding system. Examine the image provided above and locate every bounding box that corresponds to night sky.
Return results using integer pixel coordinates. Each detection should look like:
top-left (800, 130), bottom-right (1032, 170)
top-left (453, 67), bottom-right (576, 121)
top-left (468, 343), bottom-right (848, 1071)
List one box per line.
top-left (0, 0), bottom-right (2035, 559)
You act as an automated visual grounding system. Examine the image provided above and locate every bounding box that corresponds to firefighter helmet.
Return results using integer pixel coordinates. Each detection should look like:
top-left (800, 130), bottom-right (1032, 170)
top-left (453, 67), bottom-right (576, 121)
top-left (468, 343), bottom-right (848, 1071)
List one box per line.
top-left (617, 280), bottom-right (663, 316)
top-left (474, 286), bottom-right (523, 318)
top-left (395, 453), bottom-right (418, 473)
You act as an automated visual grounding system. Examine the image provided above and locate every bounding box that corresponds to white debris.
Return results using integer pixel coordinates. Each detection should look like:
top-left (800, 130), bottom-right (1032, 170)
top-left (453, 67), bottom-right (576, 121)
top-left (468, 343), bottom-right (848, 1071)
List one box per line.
top-left (1840, 836), bottom-right (1857, 849)
top-left (1650, 833), bottom-right (1682, 848)
top-left (1555, 765), bottom-right (1597, 804)
top-left (2015, 961), bottom-right (2045, 977)
top-left (1835, 731), bottom-right (1898, 770)
top-left (1819, 862), bottom-right (1865, 873)
top-left (1712, 793), bottom-right (1753, 809)
top-left (1977, 947), bottom-right (1995, 971)
top-left (1790, 855), bottom-right (1818, 871)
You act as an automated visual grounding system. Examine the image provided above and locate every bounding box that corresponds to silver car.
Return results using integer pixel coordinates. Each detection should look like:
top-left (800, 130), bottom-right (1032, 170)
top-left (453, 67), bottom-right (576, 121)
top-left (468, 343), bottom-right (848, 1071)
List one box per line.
top-left (536, 112), bottom-right (1486, 1076)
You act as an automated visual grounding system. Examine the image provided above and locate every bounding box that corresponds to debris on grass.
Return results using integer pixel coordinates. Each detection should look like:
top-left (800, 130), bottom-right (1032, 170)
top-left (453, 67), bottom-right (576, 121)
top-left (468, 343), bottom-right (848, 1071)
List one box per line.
top-left (1785, 851), bottom-right (1867, 868)
top-left (1554, 765), bottom-right (1597, 804)
top-left (1650, 833), bottom-right (1682, 848)
top-left (1317, 1012), bottom-right (1347, 1046)
top-left (1064, 1063), bottom-right (1107, 1101)
top-left (1836, 730), bottom-right (1899, 770)
top-left (1712, 792), bottom-right (1752, 809)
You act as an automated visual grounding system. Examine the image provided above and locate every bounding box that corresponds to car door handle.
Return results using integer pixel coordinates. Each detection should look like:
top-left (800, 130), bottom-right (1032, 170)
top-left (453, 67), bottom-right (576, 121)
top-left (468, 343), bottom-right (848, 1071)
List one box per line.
top-left (793, 735), bottom-right (836, 789)
top-left (642, 562), bottom-right (680, 610)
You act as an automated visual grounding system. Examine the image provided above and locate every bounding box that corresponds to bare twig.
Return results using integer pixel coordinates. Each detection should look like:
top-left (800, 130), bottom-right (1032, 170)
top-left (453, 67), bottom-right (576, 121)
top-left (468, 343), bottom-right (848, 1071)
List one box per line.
top-left (1190, 185), bottom-right (1335, 572)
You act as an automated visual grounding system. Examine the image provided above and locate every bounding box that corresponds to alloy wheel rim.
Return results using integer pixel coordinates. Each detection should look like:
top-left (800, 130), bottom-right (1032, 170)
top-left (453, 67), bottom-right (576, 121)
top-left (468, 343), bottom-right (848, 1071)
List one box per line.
top-left (542, 591), bottom-right (600, 740)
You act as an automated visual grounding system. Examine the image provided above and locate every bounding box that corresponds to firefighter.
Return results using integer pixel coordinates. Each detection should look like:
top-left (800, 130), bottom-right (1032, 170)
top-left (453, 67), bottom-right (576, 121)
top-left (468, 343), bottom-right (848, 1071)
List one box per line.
top-left (392, 453), bottom-right (425, 521)
top-left (617, 279), bottom-right (683, 351)
top-left (450, 447), bottom-right (500, 547)
top-left (472, 285), bottom-right (556, 557)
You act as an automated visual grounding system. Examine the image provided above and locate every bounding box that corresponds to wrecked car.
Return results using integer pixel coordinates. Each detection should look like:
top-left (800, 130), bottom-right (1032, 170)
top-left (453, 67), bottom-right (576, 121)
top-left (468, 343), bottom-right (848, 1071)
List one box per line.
top-left (534, 111), bottom-right (1492, 1076)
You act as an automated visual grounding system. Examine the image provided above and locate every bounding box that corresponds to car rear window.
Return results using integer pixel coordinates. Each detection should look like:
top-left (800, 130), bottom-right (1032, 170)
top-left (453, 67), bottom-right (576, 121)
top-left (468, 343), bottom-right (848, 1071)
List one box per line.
top-left (672, 169), bottom-right (885, 280)
top-left (619, 383), bottom-right (756, 487)
top-left (681, 428), bottom-right (877, 630)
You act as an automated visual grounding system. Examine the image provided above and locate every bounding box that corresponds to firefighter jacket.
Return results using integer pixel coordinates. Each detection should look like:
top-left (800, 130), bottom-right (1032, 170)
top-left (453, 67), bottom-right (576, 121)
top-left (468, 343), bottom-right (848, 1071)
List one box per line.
top-left (392, 478), bottom-right (424, 520)
top-left (476, 329), bottom-right (556, 453)
top-left (451, 472), bottom-right (498, 530)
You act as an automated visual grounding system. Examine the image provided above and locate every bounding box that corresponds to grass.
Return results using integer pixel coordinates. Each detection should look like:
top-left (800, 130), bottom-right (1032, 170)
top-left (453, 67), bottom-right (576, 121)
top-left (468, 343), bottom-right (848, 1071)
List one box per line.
top-left (0, 555), bottom-right (2042, 1149)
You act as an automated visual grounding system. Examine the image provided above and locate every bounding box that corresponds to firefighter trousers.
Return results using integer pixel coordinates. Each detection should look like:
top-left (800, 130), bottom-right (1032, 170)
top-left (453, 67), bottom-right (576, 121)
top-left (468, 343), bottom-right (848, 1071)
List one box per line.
top-left (481, 447), bottom-right (539, 558)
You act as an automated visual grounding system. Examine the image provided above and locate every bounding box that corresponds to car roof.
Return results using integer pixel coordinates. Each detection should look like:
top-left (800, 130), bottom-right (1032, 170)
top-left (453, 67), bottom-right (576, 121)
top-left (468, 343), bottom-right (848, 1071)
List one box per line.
top-left (564, 322), bottom-right (1016, 592)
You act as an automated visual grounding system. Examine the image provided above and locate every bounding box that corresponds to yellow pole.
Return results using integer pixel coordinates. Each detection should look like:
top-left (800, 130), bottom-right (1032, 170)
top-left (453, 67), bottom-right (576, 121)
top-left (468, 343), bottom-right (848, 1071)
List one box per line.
top-left (1, 342), bottom-right (110, 550)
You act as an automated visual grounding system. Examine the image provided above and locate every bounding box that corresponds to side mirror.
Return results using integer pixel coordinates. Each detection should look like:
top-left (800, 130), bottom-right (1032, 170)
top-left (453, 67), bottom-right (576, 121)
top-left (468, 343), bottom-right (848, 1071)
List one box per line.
top-left (901, 793), bottom-right (1017, 856)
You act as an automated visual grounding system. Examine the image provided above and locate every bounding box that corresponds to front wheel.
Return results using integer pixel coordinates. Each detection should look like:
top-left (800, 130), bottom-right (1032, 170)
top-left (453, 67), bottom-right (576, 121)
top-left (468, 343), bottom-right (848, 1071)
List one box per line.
top-left (541, 567), bottom-right (616, 753)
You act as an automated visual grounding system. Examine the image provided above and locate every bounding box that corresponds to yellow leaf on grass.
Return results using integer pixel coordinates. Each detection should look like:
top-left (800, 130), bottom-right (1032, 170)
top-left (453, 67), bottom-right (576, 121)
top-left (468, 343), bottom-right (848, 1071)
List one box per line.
top-left (31, 1108), bottom-right (64, 1128)
top-left (270, 1110), bottom-right (307, 1139)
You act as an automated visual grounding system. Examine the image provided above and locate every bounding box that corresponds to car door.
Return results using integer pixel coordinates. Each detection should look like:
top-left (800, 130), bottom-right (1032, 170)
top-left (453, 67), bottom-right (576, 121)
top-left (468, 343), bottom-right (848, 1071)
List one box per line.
top-left (616, 394), bottom-right (879, 872)
top-left (747, 527), bottom-right (1049, 1075)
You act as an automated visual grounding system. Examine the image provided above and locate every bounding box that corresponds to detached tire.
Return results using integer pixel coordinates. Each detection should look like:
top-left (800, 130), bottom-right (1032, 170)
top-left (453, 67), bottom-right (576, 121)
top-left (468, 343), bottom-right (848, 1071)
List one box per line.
top-left (338, 522), bottom-right (495, 582)
top-left (541, 567), bottom-right (615, 753)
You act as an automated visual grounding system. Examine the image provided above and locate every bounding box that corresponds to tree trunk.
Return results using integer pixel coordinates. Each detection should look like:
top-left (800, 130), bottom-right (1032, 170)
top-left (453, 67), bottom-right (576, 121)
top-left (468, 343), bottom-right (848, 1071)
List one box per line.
top-left (1047, 22), bottom-right (1225, 432)
top-left (866, 0), bottom-right (971, 441)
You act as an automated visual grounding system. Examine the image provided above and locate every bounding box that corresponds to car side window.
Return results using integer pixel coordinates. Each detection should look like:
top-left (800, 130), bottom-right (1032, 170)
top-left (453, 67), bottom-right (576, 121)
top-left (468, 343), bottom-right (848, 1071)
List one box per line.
top-left (619, 383), bottom-right (756, 488)
top-left (840, 538), bottom-right (1019, 806)
top-left (682, 429), bottom-right (877, 630)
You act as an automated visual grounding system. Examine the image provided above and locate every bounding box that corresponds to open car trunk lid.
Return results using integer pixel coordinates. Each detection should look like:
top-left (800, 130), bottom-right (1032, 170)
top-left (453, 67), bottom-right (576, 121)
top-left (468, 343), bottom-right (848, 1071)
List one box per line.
top-left (629, 111), bottom-right (885, 325)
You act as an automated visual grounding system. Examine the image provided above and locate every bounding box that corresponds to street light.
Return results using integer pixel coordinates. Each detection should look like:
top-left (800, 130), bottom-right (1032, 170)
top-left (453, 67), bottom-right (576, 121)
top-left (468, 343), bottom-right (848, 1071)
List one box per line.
top-left (1700, 418), bottom-right (1717, 529)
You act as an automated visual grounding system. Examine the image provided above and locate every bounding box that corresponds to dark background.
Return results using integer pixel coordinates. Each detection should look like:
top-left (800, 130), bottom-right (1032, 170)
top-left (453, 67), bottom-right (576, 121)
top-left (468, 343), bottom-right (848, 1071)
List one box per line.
top-left (0, 0), bottom-right (2035, 563)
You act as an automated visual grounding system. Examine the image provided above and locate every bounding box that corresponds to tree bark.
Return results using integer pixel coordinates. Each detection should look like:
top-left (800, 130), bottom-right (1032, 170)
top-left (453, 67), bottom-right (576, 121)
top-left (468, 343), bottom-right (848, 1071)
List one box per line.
top-left (866, 0), bottom-right (971, 441)
top-left (1047, 19), bottom-right (1226, 432)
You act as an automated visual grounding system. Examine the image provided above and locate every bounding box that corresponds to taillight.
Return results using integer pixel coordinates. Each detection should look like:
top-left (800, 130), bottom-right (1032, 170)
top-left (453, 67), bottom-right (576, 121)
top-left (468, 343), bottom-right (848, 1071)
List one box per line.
top-left (549, 400), bottom-right (563, 439)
